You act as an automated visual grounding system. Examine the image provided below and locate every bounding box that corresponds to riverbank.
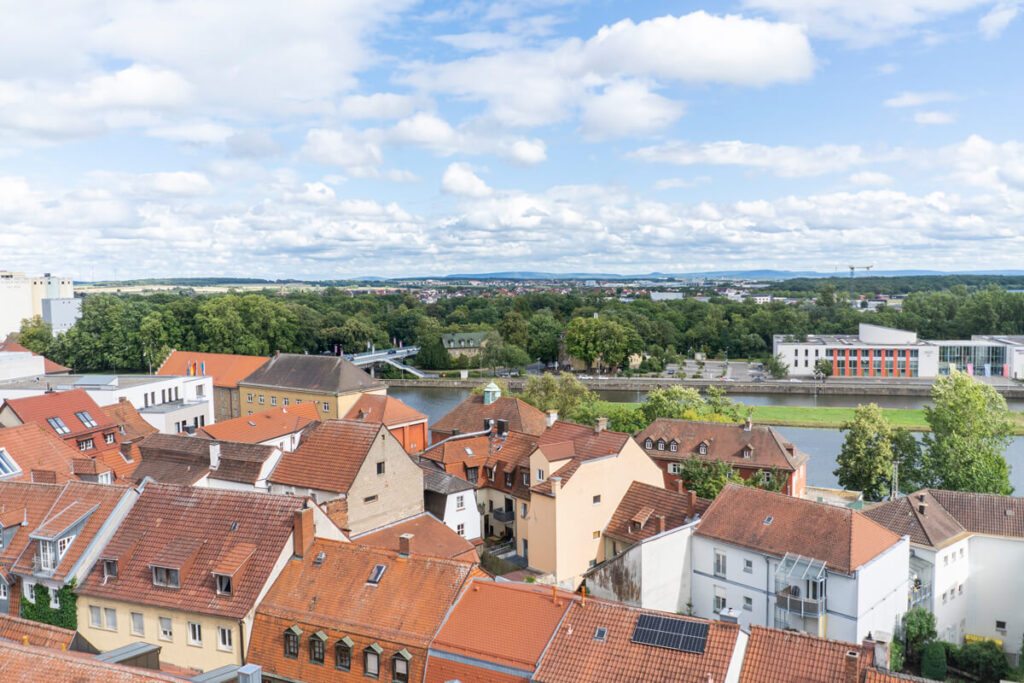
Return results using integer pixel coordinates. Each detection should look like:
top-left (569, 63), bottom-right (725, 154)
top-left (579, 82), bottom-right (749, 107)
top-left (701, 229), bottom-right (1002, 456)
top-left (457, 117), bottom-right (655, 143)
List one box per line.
top-left (592, 401), bottom-right (1024, 435)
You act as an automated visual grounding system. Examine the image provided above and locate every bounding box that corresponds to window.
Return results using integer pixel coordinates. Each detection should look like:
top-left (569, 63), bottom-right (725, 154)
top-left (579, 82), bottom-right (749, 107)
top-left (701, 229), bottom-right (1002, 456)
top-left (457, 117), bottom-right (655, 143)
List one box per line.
top-left (322, 402), bottom-right (329, 412)
top-left (698, 443), bottom-right (708, 455)
top-left (376, 461), bottom-right (385, 475)
top-left (522, 472), bottom-right (528, 486)
top-left (49, 586), bottom-right (60, 608)
top-left (310, 634), bottom-right (326, 664)
top-left (75, 411), bottom-right (98, 428)
top-left (364, 495), bottom-right (378, 504)
top-left (0, 583), bottom-right (6, 600)
top-left (457, 523), bottom-right (465, 536)
top-left (160, 617), bottom-right (173, 640)
top-left (743, 596), bottom-right (753, 611)
top-left (657, 440), bottom-right (665, 451)
top-left (105, 608), bottom-right (117, 630)
top-left (996, 620), bottom-right (1007, 631)
top-left (742, 448), bottom-right (751, 459)
top-left (392, 651), bottom-right (411, 683)
top-left (46, 417), bottom-right (70, 434)
top-left (455, 494), bottom-right (465, 510)
top-left (594, 627), bottom-right (608, 642)
top-left (743, 559), bottom-right (753, 574)
top-left (521, 502), bottom-right (528, 519)
top-left (105, 432), bottom-right (115, 445)
top-left (215, 574), bottom-right (232, 595)
top-left (218, 626), bottom-right (233, 651)
top-left (505, 472), bottom-right (513, 487)
top-left (78, 438), bottom-right (95, 451)
top-left (644, 438), bottom-right (653, 449)
top-left (0, 448), bottom-right (17, 476)
top-left (152, 566), bottom-right (180, 588)
top-left (942, 592), bottom-right (947, 604)
top-left (57, 535), bottom-right (75, 557)
top-left (714, 551), bottom-right (727, 577)
top-left (296, 399), bottom-right (302, 404)
top-left (593, 530), bottom-right (600, 539)
top-left (335, 639), bottom-right (353, 671)
top-left (958, 584), bottom-right (963, 595)
top-left (536, 468), bottom-right (543, 482)
top-left (368, 564), bottom-right (386, 585)
top-left (960, 548), bottom-right (964, 558)
top-left (188, 622), bottom-right (202, 646)
top-left (669, 441), bottom-right (678, 452)
top-left (593, 494), bottom-right (601, 505)
top-left (365, 647), bottom-right (381, 679)
top-left (90, 605), bottom-right (102, 628)
top-left (247, 393), bottom-right (253, 403)
top-left (944, 555), bottom-right (948, 566)
top-left (284, 629), bottom-right (300, 658)
top-left (39, 540), bottom-right (57, 570)
top-left (283, 397), bottom-right (289, 406)
top-left (486, 466), bottom-right (494, 482)
top-left (668, 462), bottom-right (681, 475)
top-left (714, 591), bottom-right (726, 612)
top-left (271, 396), bottom-right (277, 406)
top-left (466, 467), bottom-right (478, 484)
top-left (258, 395), bottom-right (265, 405)
top-left (131, 612), bottom-right (144, 636)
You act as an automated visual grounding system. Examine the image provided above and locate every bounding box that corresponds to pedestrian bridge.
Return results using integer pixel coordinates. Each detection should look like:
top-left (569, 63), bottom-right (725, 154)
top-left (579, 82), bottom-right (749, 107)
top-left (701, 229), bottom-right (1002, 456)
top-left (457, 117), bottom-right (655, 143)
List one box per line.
top-left (345, 346), bottom-right (431, 378)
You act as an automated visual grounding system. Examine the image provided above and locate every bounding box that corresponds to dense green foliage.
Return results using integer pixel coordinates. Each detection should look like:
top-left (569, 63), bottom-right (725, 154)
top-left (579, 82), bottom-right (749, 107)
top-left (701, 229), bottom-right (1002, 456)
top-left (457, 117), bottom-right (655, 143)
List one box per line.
top-left (20, 282), bottom-right (1024, 374)
top-left (834, 403), bottom-right (923, 501)
top-left (21, 581), bottom-right (77, 630)
top-left (920, 641), bottom-right (947, 680)
top-left (901, 608), bottom-right (937, 665)
top-left (951, 640), bottom-right (1011, 682)
top-left (518, 374), bottom-right (596, 420)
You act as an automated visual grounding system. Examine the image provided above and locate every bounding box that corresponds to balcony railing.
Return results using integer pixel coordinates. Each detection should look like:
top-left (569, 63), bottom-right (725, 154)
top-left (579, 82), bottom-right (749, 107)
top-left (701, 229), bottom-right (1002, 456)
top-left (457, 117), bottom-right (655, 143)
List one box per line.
top-left (31, 555), bottom-right (57, 576)
top-left (909, 582), bottom-right (932, 609)
top-left (775, 585), bottom-right (825, 617)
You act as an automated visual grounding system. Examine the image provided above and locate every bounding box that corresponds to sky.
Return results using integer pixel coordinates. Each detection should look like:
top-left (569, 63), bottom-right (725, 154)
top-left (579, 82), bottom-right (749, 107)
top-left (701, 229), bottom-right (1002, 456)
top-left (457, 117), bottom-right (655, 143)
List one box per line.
top-left (2, 0), bottom-right (1024, 280)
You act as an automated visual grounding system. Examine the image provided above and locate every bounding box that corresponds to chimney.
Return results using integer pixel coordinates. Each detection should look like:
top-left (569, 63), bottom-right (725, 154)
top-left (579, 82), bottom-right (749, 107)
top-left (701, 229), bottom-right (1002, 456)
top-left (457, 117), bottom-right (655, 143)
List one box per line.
top-left (744, 417), bottom-right (752, 432)
top-left (865, 632), bottom-right (892, 670)
top-left (237, 664), bottom-right (263, 683)
top-left (717, 607), bottom-right (739, 624)
top-left (675, 479), bottom-right (684, 493)
top-left (546, 410), bottom-right (558, 428)
top-left (550, 476), bottom-right (561, 496)
top-left (484, 418), bottom-right (493, 433)
top-left (398, 533), bottom-right (413, 558)
top-left (687, 489), bottom-right (697, 514)
top-left (209, 442), bottom-right (221, 470)
top-left (497, 419), bottom-right (509, 436)
top-left (657, 515), bottom-right (666, 534)
top-left (844, 651), bottom-right (859, 683)
top-left (595, 417), bottom-right (608, 433)
top-left (293, 506), bottom-right (315, 558)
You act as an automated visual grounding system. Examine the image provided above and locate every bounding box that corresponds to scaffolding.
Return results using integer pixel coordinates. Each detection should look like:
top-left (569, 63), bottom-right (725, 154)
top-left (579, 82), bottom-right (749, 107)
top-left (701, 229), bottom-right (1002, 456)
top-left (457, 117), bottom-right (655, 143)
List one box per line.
top-left (774, 552), bottom-right (827, 633)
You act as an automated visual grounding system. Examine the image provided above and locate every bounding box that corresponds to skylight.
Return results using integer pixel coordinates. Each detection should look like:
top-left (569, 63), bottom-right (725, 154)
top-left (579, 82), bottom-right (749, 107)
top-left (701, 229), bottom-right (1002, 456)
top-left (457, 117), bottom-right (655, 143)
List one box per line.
top-left (46, 417), bottom-right (71, 435)
top-left (763, 516), bottom-right (774, 525)
top-left (367, 564), bottom-right (386, 585)
top-left (594, 627), bottom-right (607, 642)
top-left (75, 411), bottom-right (98, 428)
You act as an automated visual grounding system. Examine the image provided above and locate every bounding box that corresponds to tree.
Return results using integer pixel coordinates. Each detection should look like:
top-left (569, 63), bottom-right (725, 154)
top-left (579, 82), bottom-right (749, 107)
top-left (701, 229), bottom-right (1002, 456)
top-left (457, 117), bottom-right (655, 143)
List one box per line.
top-left (565, 317), bottom-right (600, 371)
top-left (923, 371), bottom-right (1014, 494)
top-left (764, 353), bottom-right (789, 378)
top-left (527, 312), bottom-right (562, 364)
top-left (674, 460), bottom-right (745, 499)
top-left (638, 387), bottom-right (705, 425)
top-left (834, 404), bottom-right (897, 501)
top-left (336, 316), bottom-right (381, 352)
top-left (813, 357), bottom-right (833, 379)
top-left (414, 335), bottom-right (449, 370)
top-left (952, 640), bottom-right (1010, 682)
top-left (17, 315), bottom-right (53, 356)
top-left (519, 374), bottom-right (596, 420)
top-left (901, 607), bottom-right (936, 665)
top-left (920, 642), bottom-right (947, 681)
top-left (498, 311), bottom-right (529, 350)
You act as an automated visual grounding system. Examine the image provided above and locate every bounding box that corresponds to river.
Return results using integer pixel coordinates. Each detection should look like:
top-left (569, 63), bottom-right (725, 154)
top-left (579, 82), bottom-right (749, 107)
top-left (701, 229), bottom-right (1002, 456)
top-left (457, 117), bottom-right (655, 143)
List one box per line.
top-left (389, 386), bottom-right (1024, 493)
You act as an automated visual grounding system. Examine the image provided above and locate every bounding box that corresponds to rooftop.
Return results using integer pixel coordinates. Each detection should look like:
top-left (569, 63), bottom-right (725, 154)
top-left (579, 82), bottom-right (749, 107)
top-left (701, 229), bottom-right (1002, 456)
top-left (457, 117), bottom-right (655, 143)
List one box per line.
top-left (636, 418), bottom-right (808, 473)
top-left (532, 421), bottom-right (631, 496)
top-left (156, 350), bottom-right (270, 389)
top-left (739, 625), bottom-right (872, 683)
top-left (239, 352), bottom-right (382, 395)
top-left (1, 389), bottom-right (118, 442)
top-left (0, 640), bottom-right (182, 682)
top-left (352, 513), bottom-right (478, 563)
top-left (0, 423), bottom-right (110, 484)
top-left (0, 339), bottom-right (70, 375)
top-left (0, 481), bottom-right (64, 570)
top-left (344, 393), bottom-right (427, 427)
top-left (430, 394), bottom-right (548, 437)
top-left (864, 488), bottom-right (1024, 548)
top-left (268, 419), bottom-right (385, 493)
top-left (695, 484), bottom-right (903, 575)
top-left (604, 481), bottom-right (710, 543)
top-left (197, 402), bottom-right (319, 444)
top-left (0, 613), bottom-right (77, 651)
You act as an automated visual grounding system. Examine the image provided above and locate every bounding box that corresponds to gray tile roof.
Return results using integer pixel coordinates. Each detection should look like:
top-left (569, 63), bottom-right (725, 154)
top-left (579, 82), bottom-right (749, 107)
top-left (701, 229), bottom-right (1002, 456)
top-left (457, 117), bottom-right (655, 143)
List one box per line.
top-left (238, 353), bottom-right (382, 394)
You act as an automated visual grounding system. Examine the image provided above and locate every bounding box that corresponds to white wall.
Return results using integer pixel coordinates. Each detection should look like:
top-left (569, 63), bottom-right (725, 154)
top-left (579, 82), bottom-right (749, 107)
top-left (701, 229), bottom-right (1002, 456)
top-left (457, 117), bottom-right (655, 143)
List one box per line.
top-left (640, 524), bottom-right (694, 613)
top-left (966, 535), bottom-right (1024, 658)
top-left (443, 491), bottom-right (481, 541)
top-left (928, 538), bottom-right (971, 643)
top-left (853, 537), bottom-right (909, 642)
top-left (0, 353), bottom-right (45, 381)
top-left (0, 277), bottom-right (33, 338)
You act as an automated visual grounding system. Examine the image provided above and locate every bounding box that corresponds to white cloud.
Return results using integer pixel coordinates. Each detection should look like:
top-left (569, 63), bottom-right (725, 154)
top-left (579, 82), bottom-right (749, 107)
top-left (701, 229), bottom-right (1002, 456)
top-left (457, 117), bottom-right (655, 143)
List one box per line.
top-left (384, 169), bottom-right (421, 183)
top-left (148, 120), bottom-right (234, 143)
top-left (915, 111), bottom-right (955, 124)
top-left (979, 1), bottom-right (1021, 37)
top-left (338, 93), bottom-right (418, 120)
top-left (580, 81), bottom-right (685, 139)
top-left (441, 163), bottom-right (493, 197)
top-left (883, 91), bottom-right (956, 108)
top-left (383, 112), bottom-right (547, 164)
top-left (630, 140), bottom-right (874, 177)
top-left (142, 171), bottom-right (214, 196)
top-left (849, 171), bottom-right (895, 186)
top-left (226, 130), bottom-right (282, 158)
top-left (936, 135), bottom-right (1024, 190)
top-left (59, 65), bottom-right (193, 110)
top-left (653, 177), bottom-right (710, 190)
top-left (302, 129), bottom-right (382, 175)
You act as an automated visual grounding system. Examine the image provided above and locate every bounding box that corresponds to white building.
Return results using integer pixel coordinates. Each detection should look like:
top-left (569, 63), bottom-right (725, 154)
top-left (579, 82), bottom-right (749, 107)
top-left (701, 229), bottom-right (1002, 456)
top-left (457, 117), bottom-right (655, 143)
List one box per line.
top-left (0, 271), bottom-right (75, 337)
top-left (692, 484), bottom-right (909, 644)
top-left (420, 462), bottom-right (482, 542)
top-left (864, 489), bottom-right (1024, 665)
top-left (0, 374), bottom-right (214, 434)
top-left (41, 297), bottom-right (82, 335)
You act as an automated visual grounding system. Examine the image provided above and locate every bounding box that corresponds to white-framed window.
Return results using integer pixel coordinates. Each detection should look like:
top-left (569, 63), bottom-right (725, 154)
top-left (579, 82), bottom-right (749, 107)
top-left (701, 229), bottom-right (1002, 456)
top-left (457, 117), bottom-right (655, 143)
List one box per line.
top-left (698, 443), bottom-right (708, 455)
top-left (668, 462), bottom-right (681, 475)
top-left (522, 472), bottom-right (528, 486)
top-left (714, 587), bottom-right (726, 612)
top-left (743, 596), bottom-right (753, 611)
top-left (657, 440), bottom-right (665, 451)
top-left (39, 540), bottom-right (57, 570)
top-left (105, 433), bottom-right (116, 445)
top-left (89, 605), bottom-right (102, 628)
top-left (258, 395), bottom-right (265, 405)
top-left (455, 494), bottom-right (464, 510)
top-left (247, 393), bottom-right (253, 403)
top-left (536, 468), bottom-right (543, 482)
top-left (49, 587), bottom-right (60, 608)
top-left (131, 612), bottom-right (144, 636)
top-left (215, 574), bottom-right (232, 595)
top-left (322, 402), bottom-right (329, 412)
top-left (78, 438), bottom-right (95, 451)
top-left (57, 535), bottom-right (75, 558)
top-left (644, 438), bottom-right (653, 449)
top-left (743, 559), bottom-right (753, 573)
top-left (592, 494), bottom-right (601, 505)
top-left (283, 397), bottom-right (289, 406)
top-left (271, 396), bottom-right (277, 406)
top-left (152, 566), bottom-right (180, 588)
top-left (714, 550), bottom-right (727, 577)
top-left (188, 622), bottom-right (202, 646)
top-left (218, 626), bottom-right (233, 652)
top-left (159, 617), bottom-right (173, 640)
top-left (105, 608), bottom-right (117, 630)
top-left (669, 441), bottom-right (678, 452)
top-left (0, 583), bottom-right (7, 599)
top-left (457, 523), bottom-right (465, 537)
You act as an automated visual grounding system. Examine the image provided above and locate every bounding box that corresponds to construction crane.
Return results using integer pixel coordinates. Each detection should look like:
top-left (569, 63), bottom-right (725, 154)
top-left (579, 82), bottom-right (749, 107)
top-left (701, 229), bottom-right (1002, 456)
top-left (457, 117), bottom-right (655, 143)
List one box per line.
top-left (848, 265), bottom-right (873, 303)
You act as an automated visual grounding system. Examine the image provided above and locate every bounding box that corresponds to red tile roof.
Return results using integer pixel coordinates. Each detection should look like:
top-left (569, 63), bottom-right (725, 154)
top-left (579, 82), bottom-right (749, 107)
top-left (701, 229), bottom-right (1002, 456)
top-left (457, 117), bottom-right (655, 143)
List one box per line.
top-left (0, 613), bottom-right (77, 650)
top-left (636, 418), bottom-right (809, 473)
top-left (431, 580), bottom-right (575, 672)
top-left (531, 421), bottom-right (630, 496)
top-left (345, 394), bottom-right (427, 427)
top-left (534, 600), bottom-right (740, 683)
top-left (430, 395), bottom-right (548, 437)
top-left (739, 625), bottom-right (873, 683)
top-left (2, 389), bottom-right (116, 440)
top-left (100, 398), bottom-right (158, 443)
top-left (0, 640), bottom-right (182, 682)
top-left (0, 482), bottom-right (63, 574)
top-left (864, 489), bottom-right (1024, 548)
top-left (353, 513), bottom-right (478, 563)
top-left (77, 483), bottom-right (306, 619)
top-left (198, 402), bottom-right (320, 444)
top-left (0, 423), bottom-right (110, 483)
top-left (604, 481), bottom-right (710, 543)
top-left (156, 350), bottom-right (269, 389)
top-left (132, 433), bottom-right (278, 487)
top-left (12, 481), bottom-right (131, 582)
top-left (695, 484), bottom-right (903, 575)
top-left (419, 429), bottom-right (540, 500)
top-left (268, 419), bottom-right (383, 493)
top-left (424, 656), bottom-right (529, 683)
top-left (0, 339), bottom-right (71, 374)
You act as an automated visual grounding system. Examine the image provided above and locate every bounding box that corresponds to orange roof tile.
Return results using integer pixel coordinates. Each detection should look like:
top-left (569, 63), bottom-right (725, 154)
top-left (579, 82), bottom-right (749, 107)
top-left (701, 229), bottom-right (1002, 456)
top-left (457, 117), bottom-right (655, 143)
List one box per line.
top-left (424, 656), bottom-right (530, 683)
top-left (636, 418), bottom-right (809, 472)
top-left (431, 580), bottom-right (575, 672)
top-left (345, 394), bottom-right (427, 427)
top-left (78, 483), bottom-right (306, 620)
top-left (268, 419), bottom-right (383, 493)
top-left (198, 402), bottom-right (319, 443)
top-left (0, 423), bottom-right (108, 484)
top-left (739, 625), bottom-right (874, 683)
top-left (864, 488), bottom-right (1024, 548)
top-left (155, 350), bottom-right (269, 389)
top-left (604, 481), bottom-right (710, 543)
top-left (0, 339), bottom-right (71, 374)
top-left (0, 482), bottom-right (63, 572)
top-left (2, 389), bottom-right (116, 440)
top-left (0, 640), bottom-right (182, 682)
top-left (531, 421), bottom-right (630, 496)
top-left (696, 484), bottom-right (902, 575)
top-left (430, 395), bottom-right (548, 437)
top-left (0, 613), bottom-right (77, 650)
top-left (534, 600), bottom-right (739, 683)
top-left (353, 513), bottom-right (478, 563)
top-left (100, 398), bottom-right (158, 443)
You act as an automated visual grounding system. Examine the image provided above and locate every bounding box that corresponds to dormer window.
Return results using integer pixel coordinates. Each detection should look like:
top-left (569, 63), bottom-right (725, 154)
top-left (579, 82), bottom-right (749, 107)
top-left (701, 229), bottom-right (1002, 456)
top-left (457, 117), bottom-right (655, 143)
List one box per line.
top-left (46, 417), bottom-right (70, 435)
top-left (38, 540), bottom-right (58, 571)
top-left (698, 443), bottom-right (708, 456)
top-left (466, 466), bottom-right (479, 484)
top-left (644, 438), bottom-right (653, 449)
top-left (335, 636), bottom-right (354, 671)
top-left (486, 466), bottom-right (495, 482)
top-left (310, 631), bottom-right (327, 665)
top-left (522, 471), bottom-right (528, 486)
top-left (152, 566), bottom-right (180, 588)
top-left (57, 535), bottom-right (75, 557)
top-left (102, 559), bottom-right (117, 580)
top-left (78, 438), bottom-right (95, 451)
top-left (364, 643), bottom-right (383, 679)
top-left (657, 440), bottom-right (665, 451)
top-left (505, 472), bottom-right (513, 487)
top-left (393, 649), bottom-right (412, 683)
top-left (284, 626), bottom-right (301, 659)
top-left (742, 448), bottom-right (752, 459)
top-left (215, 574), bottom-right (232, 595)
top-left (669, 441), bottom-right (678, 453)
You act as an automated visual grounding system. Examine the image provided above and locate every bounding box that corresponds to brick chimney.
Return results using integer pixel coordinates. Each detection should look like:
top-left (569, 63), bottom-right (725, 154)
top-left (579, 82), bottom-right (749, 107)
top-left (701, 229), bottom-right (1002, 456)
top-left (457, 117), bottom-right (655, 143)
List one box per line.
top-left (398, 533), bottom-right (413, 558)
top-left (595, 417), bottom-right (608, 433)
top-left (844, 651), bottom-right (859, 683)
top-left (546, 410), bottom-right (558, 428)
top-left (744, 417), bottom-right (752, 432)
top-left (687, 489), bottom-right (697, 514)
top-left (657, 515), bottom-right (666, 534)
top-left (550, 476), bottom-right (561, 496)
top-left (293, 506), bottom-right (315, 558)
top-left (209, 442), bottom-right (221, 470)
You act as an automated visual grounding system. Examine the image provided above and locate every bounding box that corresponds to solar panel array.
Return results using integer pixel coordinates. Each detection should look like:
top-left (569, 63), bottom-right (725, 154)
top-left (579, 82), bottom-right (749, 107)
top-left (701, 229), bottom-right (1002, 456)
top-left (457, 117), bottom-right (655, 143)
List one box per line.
top-left (631, 614), bottom-right (709, 654)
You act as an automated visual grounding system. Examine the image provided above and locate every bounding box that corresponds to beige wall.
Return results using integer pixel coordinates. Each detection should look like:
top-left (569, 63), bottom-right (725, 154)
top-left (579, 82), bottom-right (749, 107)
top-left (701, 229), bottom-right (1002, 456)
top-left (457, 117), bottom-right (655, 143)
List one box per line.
top-left (238, 385), bottom-right (385, 420)
top-left (78, 596), bottom-right (243, 671)
top-left (213, 386), bottom-right (241, 422)
top-left (528, 438), bottom-right (663, 587)
top-left (345, 426), bottom-right (424, 535)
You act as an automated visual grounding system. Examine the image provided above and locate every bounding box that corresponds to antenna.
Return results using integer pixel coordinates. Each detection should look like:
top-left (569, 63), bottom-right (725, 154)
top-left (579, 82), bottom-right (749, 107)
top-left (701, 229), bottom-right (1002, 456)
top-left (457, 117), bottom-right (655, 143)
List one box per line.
top-left (891, 461), bottom-right (899, 499)
top-left (847, 265), bottom-right (873, 303)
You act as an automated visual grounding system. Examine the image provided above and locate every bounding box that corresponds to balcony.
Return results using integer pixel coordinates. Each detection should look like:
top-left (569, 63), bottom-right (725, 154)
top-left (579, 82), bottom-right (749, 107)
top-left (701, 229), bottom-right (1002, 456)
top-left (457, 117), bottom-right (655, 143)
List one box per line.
top-left (31, 554), bottom-right (57, 577)
top-left (775, 585), bottom-right (826, 617)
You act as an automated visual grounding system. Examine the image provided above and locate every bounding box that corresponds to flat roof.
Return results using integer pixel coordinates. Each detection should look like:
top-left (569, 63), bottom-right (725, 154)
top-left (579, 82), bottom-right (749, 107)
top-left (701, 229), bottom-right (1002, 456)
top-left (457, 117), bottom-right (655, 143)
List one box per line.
top-left (0, 374), bottom-right (204, 391)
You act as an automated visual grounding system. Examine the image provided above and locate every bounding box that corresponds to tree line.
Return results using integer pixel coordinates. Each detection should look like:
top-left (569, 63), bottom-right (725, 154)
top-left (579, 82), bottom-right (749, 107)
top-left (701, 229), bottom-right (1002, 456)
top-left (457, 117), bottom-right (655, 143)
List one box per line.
top-left (16, 282), bottom-right (1024, 373)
